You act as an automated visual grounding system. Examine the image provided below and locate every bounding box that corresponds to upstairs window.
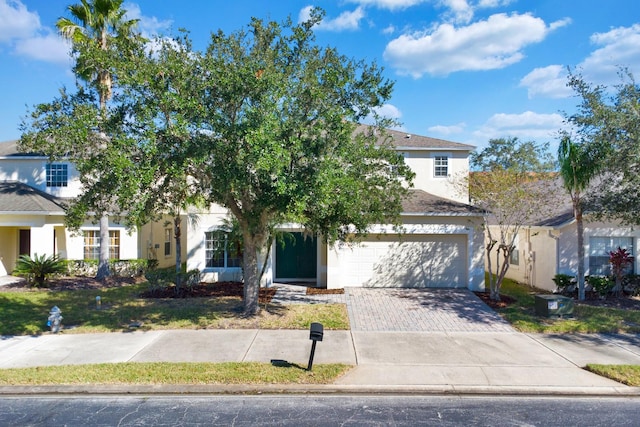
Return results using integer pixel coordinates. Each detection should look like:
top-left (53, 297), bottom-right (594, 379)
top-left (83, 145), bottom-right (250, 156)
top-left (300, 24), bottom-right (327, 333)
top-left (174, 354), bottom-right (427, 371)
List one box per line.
top-left (434, 156), bottom-right (448, 177)
top-left (46, 163), bottom-right (68, 187)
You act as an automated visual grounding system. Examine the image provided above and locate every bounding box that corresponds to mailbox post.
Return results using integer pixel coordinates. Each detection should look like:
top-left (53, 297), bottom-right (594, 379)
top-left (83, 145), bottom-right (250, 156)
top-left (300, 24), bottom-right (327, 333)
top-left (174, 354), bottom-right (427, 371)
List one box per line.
top-left (307, 322), bottom-right (324, 371)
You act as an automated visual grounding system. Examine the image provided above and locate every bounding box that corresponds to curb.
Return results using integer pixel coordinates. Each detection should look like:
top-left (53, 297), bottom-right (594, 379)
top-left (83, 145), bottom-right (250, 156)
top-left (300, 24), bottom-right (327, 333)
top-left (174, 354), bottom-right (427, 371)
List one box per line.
top-left (1, 384), bottom-right (640, 397)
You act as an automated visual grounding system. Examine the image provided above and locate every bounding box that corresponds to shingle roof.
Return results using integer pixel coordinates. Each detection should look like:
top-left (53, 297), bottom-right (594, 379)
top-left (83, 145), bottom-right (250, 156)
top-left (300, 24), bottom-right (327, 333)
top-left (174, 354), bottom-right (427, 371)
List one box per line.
top-left (356, 124), bottom-right (476, 151)
top-left (0, 181), bottom-right (67, 214)
top-left (0, 140), bottom-right (46, 157)
top-left (402, 189), bottom-right (482, 215)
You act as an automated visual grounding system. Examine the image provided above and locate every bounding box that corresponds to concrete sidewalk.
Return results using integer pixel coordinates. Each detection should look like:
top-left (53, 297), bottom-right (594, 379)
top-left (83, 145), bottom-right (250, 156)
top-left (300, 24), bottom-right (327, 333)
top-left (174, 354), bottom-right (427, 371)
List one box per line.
top-left (1, 329), bottom-right (639, 395)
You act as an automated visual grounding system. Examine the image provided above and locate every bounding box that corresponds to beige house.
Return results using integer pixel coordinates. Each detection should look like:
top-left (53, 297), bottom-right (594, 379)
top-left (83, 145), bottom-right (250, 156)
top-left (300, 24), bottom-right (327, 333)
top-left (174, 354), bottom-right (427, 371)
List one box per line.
top-left (489, 178), bottom-right (639, 292)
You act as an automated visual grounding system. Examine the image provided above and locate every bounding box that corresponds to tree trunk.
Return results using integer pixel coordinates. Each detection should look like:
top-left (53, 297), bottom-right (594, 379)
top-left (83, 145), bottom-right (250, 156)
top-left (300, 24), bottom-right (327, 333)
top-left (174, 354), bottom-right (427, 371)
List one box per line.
top-left (242, 230), bottom-right (269, 316)
top-left (174, 215), bottom-right (182, 290)
top-left (575, 207), bottom-right (586, 301)
top-left (95, 214), bottom-right (110, 280)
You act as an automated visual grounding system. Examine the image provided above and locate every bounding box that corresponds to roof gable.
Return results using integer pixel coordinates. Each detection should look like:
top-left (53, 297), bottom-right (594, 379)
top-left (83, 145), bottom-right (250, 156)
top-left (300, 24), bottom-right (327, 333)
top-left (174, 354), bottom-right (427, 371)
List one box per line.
top-left (402, 189), bottom-right (481, 215)
top-left (355, 124), bottom-right (475, 151)
top-left (0, 181), bottom-right (67, 214)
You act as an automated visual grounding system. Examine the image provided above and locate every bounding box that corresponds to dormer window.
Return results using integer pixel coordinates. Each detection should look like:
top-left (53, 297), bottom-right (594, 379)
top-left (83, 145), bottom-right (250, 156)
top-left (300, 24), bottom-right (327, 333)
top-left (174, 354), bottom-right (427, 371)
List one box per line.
top-left (434, 156), bottom-right (448, 177)
top-left (46, 163), bottom-right (68, 187)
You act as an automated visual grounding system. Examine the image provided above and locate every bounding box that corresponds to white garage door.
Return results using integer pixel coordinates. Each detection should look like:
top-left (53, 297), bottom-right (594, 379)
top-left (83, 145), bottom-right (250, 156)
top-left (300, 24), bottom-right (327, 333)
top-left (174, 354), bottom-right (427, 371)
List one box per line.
top-left (338, 234), bottom-right (467, 288)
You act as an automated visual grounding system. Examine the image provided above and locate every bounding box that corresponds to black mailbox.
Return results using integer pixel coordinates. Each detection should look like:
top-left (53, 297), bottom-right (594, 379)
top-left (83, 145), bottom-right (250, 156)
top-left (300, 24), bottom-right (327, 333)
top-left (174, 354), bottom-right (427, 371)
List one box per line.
top-left (310, 322), bottom-right (324, 342)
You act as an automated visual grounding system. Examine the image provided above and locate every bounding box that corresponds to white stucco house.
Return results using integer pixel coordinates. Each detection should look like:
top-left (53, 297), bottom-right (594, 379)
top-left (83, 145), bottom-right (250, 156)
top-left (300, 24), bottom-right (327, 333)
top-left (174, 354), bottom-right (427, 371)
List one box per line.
top-left (186, 127), bottom-right (486, 291)
top-left (1, 127), bottom-right (485, 291)
top-left (490, 177), bottom-right (639, 292)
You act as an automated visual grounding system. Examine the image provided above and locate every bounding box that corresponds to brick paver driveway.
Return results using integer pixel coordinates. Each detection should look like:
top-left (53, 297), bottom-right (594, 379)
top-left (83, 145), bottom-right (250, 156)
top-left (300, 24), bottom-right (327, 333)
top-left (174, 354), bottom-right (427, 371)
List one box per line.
top-left (273, 285), bottom-right (514, 332)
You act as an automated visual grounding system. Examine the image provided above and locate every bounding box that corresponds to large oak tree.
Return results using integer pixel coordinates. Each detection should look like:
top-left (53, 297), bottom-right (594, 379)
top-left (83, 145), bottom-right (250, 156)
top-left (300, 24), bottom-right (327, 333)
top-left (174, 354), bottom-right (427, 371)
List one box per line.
top-left (22, 9), bottom-right (414, 315)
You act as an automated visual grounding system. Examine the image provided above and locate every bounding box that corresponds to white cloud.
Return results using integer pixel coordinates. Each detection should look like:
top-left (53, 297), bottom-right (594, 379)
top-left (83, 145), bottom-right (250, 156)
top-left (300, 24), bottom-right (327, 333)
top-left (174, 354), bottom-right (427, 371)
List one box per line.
top-left (477, 0), bottom-right (513, 7)
top-left (520, 23), bottom-right (640, 99)
top-left (473, 111), bottom-right (565, 142)
top-left (0, 0), bottom-right (70, 64)
top-left (0, 0), bottom-right (39, 43)
top-left (346, 0), bottom-right (427, 10)
top-left (437, 0), bottom-right (474, 24)
top-left (384, 13), bottom-right (567, 77)
top-left (299, 6), bottom-right (365, 31)
top-left (15, 33), bottom-right (71, 65)
top-left (428, 122), bottom-right (466, 135)
top-left (375, 103), bottom-right (403, 120)
top-left (123, 2), bottom-right (172, 37)
top-left (519, 65), bottom-right (571, 99)
top-left (382, 25), bottom-right (396, 35)
top-left (581, 24), bottom-right (640, 84)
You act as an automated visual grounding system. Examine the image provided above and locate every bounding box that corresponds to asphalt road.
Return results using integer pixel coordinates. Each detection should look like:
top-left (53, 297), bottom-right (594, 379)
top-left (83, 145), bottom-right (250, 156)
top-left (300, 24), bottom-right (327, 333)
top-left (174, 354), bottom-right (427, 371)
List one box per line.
top-left (1, 394), bottom-right (639, 426)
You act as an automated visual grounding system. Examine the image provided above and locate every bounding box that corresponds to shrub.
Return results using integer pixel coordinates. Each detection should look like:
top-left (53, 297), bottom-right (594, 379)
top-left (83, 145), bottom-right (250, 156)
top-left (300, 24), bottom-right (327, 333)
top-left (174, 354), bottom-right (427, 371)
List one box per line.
top-left (552, 274), bottom-right (575, 295)
top-left (65, 259), bottom-right (156, 277)
top-left (144, 267), bottom-right (201, 296)
top-left (587, 276), bottom-right (613, 298)
top-left (12, 253), bottom-right (67, 287)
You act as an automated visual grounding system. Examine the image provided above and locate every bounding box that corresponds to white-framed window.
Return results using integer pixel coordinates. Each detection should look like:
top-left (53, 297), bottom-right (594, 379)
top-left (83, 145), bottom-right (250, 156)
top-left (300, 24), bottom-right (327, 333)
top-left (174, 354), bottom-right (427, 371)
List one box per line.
top-left (46, 163), bottom-right (68, 187)
top-left (434, 155), bottom-right (448, 177)
top-left (205, 230), bottom-right (242, 268)
top-left (589, 236), bottom-right (634, 276)
top-left (509, 234), bottom-right (519, 266)
top-left (83, 230), bottom-right (120, 260)
top-left (164, 228), bottom-right (172, 256)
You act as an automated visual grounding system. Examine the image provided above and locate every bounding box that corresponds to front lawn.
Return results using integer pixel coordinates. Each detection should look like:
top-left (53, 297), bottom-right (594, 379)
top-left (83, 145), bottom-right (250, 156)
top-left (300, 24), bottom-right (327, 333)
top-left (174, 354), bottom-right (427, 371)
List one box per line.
top-left (0, 280), bottom-right (349, 336)
top-left (489, 277), bottom-right (640, 334)
top-left (0, 362), bottom-right (351, 386)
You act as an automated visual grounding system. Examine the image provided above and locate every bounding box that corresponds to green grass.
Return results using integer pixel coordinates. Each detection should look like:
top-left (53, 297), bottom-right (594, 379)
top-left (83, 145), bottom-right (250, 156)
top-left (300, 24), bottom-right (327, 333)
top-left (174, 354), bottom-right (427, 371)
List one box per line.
top-left (494, 277), bottom-right (640, 334)
top-left (585, 365), bottom-right (640, 387)
top-left (0, 282), bottom-right (349, 336)
top-left (0, 362), bottom-right (351, 386)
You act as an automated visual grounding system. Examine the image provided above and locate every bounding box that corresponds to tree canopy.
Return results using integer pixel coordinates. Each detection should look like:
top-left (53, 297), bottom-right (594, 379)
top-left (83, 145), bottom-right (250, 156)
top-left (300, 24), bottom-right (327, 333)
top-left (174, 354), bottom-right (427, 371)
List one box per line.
top-left (470, 137), bottom-right (557, 300)
top-left (20, 8), bottom-right (414, 315)
top-left (564, 70), bottom-right (640, 225)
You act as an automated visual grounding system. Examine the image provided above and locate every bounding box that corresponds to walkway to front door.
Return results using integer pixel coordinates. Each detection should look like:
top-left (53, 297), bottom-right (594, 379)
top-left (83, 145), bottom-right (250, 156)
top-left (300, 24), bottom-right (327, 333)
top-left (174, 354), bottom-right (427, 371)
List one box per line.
top-left (271, 285), bottom-right (514, 333)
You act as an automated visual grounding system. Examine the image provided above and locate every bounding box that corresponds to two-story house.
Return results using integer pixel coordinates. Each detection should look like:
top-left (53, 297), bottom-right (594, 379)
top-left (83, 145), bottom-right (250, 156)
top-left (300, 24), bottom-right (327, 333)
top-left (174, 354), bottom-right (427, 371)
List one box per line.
top-left (1, 127), bottom-right (484, 291)
top-left (0, 140), bottom-right (141, 275)
top-left (185, 127), bottom-right (485, 291)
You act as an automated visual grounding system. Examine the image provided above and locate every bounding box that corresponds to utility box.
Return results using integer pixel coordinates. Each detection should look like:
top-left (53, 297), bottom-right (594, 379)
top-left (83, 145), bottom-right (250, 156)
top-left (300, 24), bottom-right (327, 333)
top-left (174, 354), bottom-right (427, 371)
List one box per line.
top-left (535, 295), bottom-right (574, 317)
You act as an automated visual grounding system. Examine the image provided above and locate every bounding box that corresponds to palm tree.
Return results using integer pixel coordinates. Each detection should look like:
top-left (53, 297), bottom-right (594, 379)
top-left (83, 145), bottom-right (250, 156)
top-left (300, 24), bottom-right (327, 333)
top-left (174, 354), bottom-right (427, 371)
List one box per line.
top-left (56, 0), bottom-right (139, 280)
top-left (558, 136), bottom-right (597, 300)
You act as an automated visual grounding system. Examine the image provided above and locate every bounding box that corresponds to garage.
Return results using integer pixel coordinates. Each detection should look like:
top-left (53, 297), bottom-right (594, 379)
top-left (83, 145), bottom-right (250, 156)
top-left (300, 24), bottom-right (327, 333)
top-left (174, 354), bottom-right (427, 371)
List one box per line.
top-left (333, 234), bottom-right (468, 288)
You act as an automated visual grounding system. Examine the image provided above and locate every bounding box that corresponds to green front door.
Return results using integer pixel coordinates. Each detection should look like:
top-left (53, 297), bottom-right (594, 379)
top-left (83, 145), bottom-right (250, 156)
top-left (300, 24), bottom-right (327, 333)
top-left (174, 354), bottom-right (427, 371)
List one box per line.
top-left (275, 232), bottom-right (317, 279)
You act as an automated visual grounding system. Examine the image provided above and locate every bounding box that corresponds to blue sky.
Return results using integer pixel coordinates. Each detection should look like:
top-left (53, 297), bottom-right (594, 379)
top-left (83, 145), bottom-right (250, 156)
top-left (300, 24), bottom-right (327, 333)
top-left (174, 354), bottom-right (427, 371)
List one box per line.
top-left (1, 0), bottom-right (639, 152)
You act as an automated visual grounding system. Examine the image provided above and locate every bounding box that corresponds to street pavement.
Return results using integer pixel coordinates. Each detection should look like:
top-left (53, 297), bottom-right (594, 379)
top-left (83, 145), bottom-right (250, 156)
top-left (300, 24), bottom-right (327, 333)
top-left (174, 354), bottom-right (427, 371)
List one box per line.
top-left (1, 280), bottom-right (640, 396)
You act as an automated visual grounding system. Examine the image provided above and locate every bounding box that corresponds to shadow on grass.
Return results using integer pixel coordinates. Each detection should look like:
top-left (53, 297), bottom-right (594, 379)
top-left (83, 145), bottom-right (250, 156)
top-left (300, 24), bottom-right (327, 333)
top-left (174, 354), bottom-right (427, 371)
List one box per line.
top-left (270, 359), bottom-right (306, 371)
top-left (0, 283), bottom-right (291, 336)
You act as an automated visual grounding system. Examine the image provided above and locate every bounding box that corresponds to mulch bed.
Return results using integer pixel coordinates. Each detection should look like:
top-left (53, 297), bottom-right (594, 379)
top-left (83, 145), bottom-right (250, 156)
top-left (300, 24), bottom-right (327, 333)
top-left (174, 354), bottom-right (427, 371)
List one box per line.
top-left (474, 290), bottom-right (640, 311)
top-left (139, 281), bottom-right (277, 304)
top-left (306, 287), bottom-right (344, 295)
top-left (474, 292), bottom-right (516, 309)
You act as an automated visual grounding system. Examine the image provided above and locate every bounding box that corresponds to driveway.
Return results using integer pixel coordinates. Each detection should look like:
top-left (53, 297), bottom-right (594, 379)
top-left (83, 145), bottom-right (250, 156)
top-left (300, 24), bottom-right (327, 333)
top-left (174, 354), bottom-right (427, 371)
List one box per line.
top-left (272, 285), bottom-right (514, 333)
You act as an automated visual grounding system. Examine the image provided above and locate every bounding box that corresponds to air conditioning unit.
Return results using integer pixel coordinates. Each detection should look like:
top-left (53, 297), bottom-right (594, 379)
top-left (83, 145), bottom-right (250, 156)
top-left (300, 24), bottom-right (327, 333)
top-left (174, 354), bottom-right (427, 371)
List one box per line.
top-left (534, 295), bottom-right (574, 317)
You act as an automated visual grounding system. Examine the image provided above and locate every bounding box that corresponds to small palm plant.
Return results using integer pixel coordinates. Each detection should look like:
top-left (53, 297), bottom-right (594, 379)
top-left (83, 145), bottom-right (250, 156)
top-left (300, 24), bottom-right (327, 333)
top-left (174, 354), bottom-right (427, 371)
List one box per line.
top-left (13, 253), bottom-right (67, 287)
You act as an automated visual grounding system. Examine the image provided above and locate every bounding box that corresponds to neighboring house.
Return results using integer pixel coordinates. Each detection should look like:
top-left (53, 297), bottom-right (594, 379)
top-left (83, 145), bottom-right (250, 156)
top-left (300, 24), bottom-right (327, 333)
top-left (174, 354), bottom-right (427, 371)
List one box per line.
top-left (489, 177), bottom-right (640, 292)
top-left (0, 140), bottom-right (142, 274)
top-left (1, 127), bottom-right (485, 292)
top-left (186, 127), bottom-right (486, 291)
